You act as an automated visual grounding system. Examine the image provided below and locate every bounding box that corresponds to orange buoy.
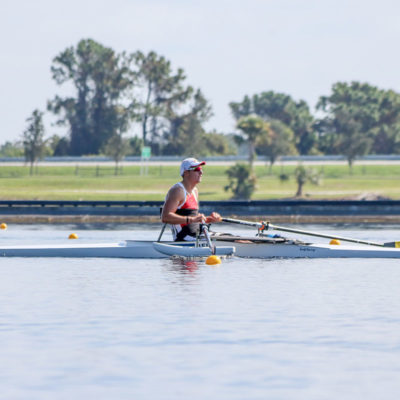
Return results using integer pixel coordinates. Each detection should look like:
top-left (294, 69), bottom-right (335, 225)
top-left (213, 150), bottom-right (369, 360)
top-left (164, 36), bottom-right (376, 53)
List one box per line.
top-left (206, 255), bottom-right (222, 265)
top-left (68, 233), bottom-right (78, 239)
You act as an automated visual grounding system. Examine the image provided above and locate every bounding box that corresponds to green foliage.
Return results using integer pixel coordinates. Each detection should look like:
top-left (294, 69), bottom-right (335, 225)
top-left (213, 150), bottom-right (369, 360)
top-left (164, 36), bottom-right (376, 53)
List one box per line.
top-left (224, 163), bottom-right (257, 199)
top-left (256, 119), bottom-right (298, 168)
top-left (102, 105), bottom-right (133, 173)
top-left (317, 81), bottom-right (400, 166)
top-left (128, 136), bottom-right (143, 156)
top-left (134, 50), bottom-right (192, 146)
top-left (161, 111), bottom-right (203, 155)
top-left (133, 51), bottom-right (214, 156)
top-left (230, 91), bottom-right (316, 154)
top-left (14, 36), bottom-right (400, 161)
top-left (161, 89), bottom-right (213, 155)
top-left (236, 115), bottom-right (269, 168)
top-left (229, 95), bottom-right (252, 120)
top-left (103, 134), bottom-right (132, 174)
top-left (22, 110), bottom-right (47, 175)
top-left (201, 131), bottom-right (237, 156)
top-left (48, 39), bottom-right (136, 155)
top-left (48, 135), bottom-right (70, 156)
top-left (279, 173), bottom-right (290, 182)
top-left (294, 164), bottom-right (321, 197)
top-left (0, 141), bottom-right (24, 157)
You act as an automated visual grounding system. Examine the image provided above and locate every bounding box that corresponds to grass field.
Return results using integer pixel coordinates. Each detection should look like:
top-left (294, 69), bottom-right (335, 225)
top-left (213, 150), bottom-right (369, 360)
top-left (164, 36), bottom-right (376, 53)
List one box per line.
top-left (0, 164), bottom-right (399, 200)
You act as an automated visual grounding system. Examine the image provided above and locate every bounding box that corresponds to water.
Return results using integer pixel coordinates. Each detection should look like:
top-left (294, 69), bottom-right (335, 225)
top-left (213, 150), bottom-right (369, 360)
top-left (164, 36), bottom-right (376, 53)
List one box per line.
top-left (1, 224), bottom-right (400, 399)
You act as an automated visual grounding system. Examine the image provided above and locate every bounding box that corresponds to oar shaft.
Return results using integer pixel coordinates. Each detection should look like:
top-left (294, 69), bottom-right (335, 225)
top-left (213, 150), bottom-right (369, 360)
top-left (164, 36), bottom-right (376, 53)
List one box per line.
top-left (222, 218), bottom-right (263, 229)
top-left (222, 217), bottom-right (384, 247)
top-left (268, 223), bottom-right (383, 247)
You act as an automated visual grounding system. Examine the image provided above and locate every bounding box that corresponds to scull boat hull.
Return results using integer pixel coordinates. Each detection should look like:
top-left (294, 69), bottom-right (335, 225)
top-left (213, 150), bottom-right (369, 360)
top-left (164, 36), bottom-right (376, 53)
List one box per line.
top-left (0, 240), bottom-right (400, 258)
top-left (0, 240), bottom-right (168, 258)
top-left (217, 241), bottom-right (400, 258)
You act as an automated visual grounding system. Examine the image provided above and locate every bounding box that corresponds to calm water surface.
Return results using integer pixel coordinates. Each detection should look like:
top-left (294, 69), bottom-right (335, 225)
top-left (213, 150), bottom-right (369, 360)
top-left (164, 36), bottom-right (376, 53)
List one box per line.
top-left (1, 224), bottom-right (400, 399)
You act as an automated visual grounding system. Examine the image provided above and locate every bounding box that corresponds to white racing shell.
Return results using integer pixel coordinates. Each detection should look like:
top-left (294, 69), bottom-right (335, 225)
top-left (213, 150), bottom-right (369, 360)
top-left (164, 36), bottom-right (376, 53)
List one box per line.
top-left (0, 239), bottom-right (400, 258)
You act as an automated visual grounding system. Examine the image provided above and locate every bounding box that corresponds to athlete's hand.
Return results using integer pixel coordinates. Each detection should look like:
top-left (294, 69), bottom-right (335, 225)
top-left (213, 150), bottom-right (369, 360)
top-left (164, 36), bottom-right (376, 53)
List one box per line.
top-left (205, 212), bottom-right (222, 223)
top-left (191, 213), bottom-right (206, 223)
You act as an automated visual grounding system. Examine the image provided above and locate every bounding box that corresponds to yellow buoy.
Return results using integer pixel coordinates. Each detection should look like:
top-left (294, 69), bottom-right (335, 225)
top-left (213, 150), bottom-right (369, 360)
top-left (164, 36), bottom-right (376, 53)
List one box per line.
top-left (69, 233), bottom-right (78, 239)
top-left (206, 255), bottom-right (222, 265)
top-left (330, 239), bottom-right (341, 245)
top-left (0, 223), bottom-right (7, 230)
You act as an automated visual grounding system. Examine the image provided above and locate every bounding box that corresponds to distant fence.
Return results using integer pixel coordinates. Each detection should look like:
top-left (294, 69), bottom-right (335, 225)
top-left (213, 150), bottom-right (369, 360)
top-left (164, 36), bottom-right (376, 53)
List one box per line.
top-left (1, 200), bottom-right (400, 217)
top-left (2, 155), bottom-right (400, 163)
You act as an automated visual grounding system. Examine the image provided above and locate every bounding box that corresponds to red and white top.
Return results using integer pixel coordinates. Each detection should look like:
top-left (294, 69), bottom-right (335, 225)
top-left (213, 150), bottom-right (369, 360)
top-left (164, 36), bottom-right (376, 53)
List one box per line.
top-left (169, 182), bottom-right (199, 241)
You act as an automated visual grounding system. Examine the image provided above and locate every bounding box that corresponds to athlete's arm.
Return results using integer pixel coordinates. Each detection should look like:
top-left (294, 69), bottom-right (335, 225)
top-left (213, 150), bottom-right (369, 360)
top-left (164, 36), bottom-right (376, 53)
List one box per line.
top-left (191, 188), bottom-right (221, 223)
top-left (161, 186), bottom-right (205, 224)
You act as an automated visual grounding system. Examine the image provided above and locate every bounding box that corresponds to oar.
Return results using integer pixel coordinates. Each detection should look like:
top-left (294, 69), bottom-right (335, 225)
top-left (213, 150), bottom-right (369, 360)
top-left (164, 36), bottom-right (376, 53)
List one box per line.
top-left (221, 217), bottom-right (400, 248)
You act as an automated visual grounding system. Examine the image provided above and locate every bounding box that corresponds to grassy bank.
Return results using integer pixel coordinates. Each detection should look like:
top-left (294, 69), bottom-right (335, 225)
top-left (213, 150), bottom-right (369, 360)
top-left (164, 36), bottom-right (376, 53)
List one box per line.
top-left (0, 164), bottom-right (399, 200)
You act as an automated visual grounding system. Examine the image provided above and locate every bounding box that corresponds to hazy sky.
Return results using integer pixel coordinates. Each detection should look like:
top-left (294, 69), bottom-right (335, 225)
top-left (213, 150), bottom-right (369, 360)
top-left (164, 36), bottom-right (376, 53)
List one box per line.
top-left (1, 0), bottom-right (400, 144)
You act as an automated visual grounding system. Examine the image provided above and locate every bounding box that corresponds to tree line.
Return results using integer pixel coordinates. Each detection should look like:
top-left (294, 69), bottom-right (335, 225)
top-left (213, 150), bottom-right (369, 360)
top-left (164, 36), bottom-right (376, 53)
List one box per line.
top-left (3, 38), bottom-right (400, 174)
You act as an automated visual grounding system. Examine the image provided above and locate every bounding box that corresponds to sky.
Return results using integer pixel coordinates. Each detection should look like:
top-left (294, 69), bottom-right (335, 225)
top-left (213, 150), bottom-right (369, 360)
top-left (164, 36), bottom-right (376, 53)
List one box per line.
top-left (2, 0), bottom-right (400, 145)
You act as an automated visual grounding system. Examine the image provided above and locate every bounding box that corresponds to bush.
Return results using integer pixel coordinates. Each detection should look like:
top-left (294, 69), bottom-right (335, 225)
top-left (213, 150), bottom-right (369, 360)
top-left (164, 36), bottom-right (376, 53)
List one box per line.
top-left (224, 163), bottom-right (257, 199)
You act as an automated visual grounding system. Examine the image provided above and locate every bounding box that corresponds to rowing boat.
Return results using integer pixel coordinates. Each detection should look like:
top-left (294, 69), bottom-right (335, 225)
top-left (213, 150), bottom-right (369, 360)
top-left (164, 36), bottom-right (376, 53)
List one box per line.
top-left (1, 235), bottom-right (400, 258)
top-left (1, 217), bottom-right (399, 258)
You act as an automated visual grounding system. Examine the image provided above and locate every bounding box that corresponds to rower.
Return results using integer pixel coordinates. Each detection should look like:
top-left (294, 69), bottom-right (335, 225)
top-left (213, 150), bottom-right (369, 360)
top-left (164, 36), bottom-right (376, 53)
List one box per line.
top-left (161, 157), bottom-right (221, 241)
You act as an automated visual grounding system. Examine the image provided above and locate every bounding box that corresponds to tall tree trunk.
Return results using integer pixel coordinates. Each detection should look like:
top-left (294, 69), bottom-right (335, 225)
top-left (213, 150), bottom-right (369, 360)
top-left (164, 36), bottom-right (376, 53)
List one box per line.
top-left (296, 181), bottom-right (303, 197)
top-left (248, 141), bottom-right (255, 170)
top-left (348, 157), bottom-right (353, 175)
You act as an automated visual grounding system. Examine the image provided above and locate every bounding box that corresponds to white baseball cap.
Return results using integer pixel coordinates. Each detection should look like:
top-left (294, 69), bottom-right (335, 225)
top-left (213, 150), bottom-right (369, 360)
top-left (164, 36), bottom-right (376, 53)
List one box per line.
top-left (180, 158), bottom-right (206, 176)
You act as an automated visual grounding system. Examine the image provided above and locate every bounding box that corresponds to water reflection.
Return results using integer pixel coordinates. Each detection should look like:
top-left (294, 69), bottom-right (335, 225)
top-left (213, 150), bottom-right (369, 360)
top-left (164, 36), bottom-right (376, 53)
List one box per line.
top-left (170, 258), bottom-right (199, 274)
top-left (158, 258), bottom-right (202, 289)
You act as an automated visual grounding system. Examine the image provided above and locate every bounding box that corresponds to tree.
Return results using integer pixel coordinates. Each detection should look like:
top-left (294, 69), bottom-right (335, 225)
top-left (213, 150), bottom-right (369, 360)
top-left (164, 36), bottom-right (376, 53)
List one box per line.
top-left (134, 50), bottom-right (192, 146)
top-left (333, 110), bottom-right (371, 169)
top-left (294, 164), bottom-right (321, 197)
top-left (22, 110), bottom-right (47, 175)
top-left (224, 163), bottom-right (257, 200)
top-left (162, 88), bottom-right (213, 155)
top-left (257, 119), bottom-right (297, 171)
top-left (0, 141), bottom-right (24, 157)
top-left (230, 91), bottom-right (316, 154)
top-left (104, 134), bottom-right (131, 175)
top-left (201, 131), bottom-right (237, 156)
top-left (236, 115), bottom-right (269, 169)
top-left (229, 95), bottom-right (252, 120)
top-left (316, 81), bottom-right (386, 167)
top-left (103, 107), bottom-right (132, 174)
top-left (48, 135), bottom-right (70, 156)
top-left (128, 136), bottom-right (143, 156)
top-left (370, 89), bottom-right (400, 154)
top-left (48, 39), bottom-right (136, 155)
